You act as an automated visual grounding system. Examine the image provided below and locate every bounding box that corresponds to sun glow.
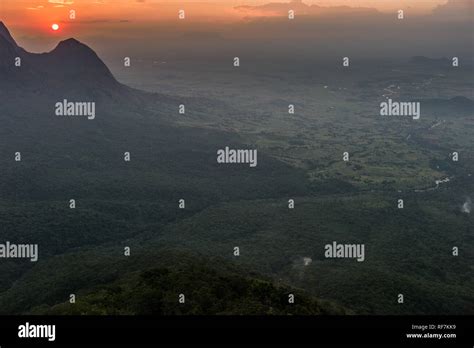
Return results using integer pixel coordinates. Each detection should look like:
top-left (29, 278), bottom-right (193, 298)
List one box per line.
top-left (51, 23), bottom-right (59, 31)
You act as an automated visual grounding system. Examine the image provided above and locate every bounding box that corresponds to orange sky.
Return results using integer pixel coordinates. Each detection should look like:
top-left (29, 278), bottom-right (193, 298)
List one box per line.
top-left (1, 0), bottom-right (449, 27)
top-left (0, 0), bottom-right (453, 52)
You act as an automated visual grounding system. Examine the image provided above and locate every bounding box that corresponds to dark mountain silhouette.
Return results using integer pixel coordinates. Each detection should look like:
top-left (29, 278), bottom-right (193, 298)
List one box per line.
top-left (0, 21), bottom-right (131, 98)
top-left (0, 21), bottom-right (205, 139)
top-left (0, 21), bottom-right (18, 46)
top-left (0, 22), bottom-right (26, 70)
top-left (32, 38), bottom-right (119, 86)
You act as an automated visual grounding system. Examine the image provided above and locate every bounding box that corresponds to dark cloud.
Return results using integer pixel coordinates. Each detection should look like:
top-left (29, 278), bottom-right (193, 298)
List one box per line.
top-left (235, 0), bottom-right (379, 17)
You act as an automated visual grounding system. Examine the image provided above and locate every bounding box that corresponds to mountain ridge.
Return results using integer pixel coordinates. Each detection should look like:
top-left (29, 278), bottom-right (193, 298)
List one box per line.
top-left (0, 21), bottom-right (122, 93)
top-left (0, 21), bottom-right (19, 47)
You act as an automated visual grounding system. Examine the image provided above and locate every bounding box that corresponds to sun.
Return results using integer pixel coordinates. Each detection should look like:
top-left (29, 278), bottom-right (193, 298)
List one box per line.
top-left (51, 23), bottom-right (60, 31)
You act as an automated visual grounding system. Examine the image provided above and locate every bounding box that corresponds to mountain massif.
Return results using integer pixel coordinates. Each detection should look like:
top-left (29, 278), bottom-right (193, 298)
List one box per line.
top-left (0, 22), bottom-right (472, 316)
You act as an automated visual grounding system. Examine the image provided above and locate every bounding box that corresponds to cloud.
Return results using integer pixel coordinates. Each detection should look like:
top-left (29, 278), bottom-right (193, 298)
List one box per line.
top-left (26, 5), bottom-right (44, 10)
top-left (48, 0), bottom-right (74, 4)
top-left (235, 0), bottom-right (379, 17)
top-left (432, 0), bottom-right (473, 20)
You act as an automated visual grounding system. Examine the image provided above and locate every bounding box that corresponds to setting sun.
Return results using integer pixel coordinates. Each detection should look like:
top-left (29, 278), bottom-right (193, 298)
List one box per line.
top-left (51, 23), bottom-right (59, 31)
